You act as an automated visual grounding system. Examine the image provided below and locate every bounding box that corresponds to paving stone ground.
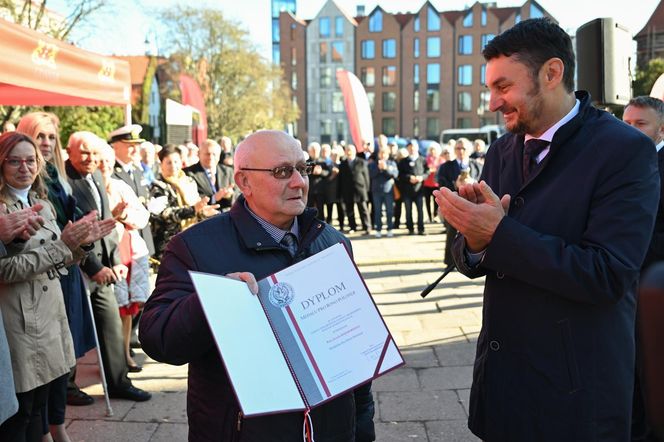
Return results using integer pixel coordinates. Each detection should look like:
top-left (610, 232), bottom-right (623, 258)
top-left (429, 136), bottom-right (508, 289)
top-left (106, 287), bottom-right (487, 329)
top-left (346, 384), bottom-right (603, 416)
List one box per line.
top-left (66, 218), bottom-right (482, 441)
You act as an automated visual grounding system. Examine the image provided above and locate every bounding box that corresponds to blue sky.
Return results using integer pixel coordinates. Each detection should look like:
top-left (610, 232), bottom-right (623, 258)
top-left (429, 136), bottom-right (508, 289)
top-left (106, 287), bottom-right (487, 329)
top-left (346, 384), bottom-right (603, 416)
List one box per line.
top-left (50, 0), bottom-right (659, 61)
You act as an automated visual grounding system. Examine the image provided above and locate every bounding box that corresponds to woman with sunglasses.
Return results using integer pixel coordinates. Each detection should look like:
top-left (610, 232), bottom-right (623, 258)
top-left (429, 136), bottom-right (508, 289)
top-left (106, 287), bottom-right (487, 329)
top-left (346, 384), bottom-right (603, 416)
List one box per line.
top-left (149, 144), bottom-right (219, 260)
top-left (0, 132), bottom-right (112, 442)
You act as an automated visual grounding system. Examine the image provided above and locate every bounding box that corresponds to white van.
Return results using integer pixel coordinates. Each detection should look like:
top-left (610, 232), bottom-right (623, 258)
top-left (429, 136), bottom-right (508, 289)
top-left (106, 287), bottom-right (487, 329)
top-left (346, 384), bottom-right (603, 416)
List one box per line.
top-left (439, 125), bottom-right (504, 146)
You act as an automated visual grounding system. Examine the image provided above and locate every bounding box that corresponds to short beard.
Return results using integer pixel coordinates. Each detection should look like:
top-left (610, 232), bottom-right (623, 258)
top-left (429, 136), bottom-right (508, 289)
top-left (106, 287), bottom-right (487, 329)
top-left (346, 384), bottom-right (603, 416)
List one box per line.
top-left (507, 77), bottom-right (544, 135)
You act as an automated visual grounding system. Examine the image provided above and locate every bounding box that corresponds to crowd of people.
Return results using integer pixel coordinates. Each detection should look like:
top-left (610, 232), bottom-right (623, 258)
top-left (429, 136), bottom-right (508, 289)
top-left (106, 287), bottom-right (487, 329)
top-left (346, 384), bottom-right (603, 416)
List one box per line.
top-left (0, 114), bottom-right (238, 441)
top-left (304, 135), bottom-right (485, 238)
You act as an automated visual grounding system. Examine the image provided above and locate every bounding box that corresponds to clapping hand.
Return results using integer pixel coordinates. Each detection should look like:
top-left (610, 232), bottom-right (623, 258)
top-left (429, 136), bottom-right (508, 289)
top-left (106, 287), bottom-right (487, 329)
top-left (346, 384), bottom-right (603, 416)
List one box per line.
top-left (112, 201), bottom-right (129, 221)
top-left (0, 203), bottom-right (45, 243)
top-left (194, 197), bottom-right (220, 218)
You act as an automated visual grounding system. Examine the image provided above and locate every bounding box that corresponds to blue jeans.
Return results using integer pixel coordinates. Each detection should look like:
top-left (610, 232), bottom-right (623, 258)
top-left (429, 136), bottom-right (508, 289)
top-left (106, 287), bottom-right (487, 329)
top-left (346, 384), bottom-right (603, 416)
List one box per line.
top-left (372, 191), bottom-right (394, 232)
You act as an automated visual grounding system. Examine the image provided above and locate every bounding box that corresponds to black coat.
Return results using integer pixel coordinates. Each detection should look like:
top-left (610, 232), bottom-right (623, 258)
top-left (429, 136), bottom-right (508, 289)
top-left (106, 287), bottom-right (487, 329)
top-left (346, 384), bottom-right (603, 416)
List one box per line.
top-left (643, 146), bottom-right (664, 269)
top-left (140, 196), bottom-right (375, 442)
top-left (397, 155), bottom-right (427, 197)
top-left (184, 162), bottom-right (234, 210)
top-left (112, 161), bottom-right (155, 256)
top-left (65, 161), bottom-right (120, 276)
top-left (453, 91), bottom-right (660, 441)
top-left (436, 158), bottom-right (482, 191)
top-left (338, 157), bottom-right (370, 202)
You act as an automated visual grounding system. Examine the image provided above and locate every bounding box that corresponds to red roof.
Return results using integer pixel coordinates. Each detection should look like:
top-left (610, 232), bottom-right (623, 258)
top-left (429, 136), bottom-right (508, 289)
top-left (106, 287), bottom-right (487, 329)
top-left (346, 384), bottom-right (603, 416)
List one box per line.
top-left (637, 1), bottom-right (664, 38)
top-left (491, 6), bottom-right (520, 24)
top-left (442, 10), bottom-right (464, 25)
top-left (394, 13), bottom-right (413, 28)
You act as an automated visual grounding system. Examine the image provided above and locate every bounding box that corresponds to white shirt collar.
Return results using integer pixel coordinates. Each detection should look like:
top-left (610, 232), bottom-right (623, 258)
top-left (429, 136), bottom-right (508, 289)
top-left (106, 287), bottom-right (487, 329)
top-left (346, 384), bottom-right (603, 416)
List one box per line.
top-left (656, 140), bottom-right (664, 153)
top-left (7, 184), bottom-right (31, 206)
top-left (116, 158), bottom-right (133, 174)
top-left (525, 99), bottom-right (580, 144)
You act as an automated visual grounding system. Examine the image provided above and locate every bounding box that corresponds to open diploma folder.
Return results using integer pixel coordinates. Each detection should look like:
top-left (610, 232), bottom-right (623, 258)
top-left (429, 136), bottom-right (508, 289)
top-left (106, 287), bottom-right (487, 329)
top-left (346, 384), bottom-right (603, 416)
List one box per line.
top-left (190, 242), bottom-right (404, 417)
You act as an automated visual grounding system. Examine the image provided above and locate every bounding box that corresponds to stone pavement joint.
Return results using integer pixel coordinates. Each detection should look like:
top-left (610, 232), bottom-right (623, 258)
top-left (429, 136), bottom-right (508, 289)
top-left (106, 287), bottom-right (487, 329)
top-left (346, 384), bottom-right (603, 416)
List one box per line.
top-left (66, 222), bottom-right (481, 441)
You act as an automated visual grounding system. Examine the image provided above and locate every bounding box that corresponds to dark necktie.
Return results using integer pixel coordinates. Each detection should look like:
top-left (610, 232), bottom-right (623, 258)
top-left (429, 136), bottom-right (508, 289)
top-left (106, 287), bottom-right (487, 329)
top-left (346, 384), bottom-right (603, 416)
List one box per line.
top-left (280, 232), bottom-right (298, 257)
top-left (523, 139), bottom-right (549, 182)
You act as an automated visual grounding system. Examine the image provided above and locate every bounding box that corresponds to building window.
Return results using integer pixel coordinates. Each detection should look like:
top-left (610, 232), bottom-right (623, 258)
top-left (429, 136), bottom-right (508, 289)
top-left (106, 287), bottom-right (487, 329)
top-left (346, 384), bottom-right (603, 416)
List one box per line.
top-left (414, 90), bottom-right (420, 112)
top-left (414, 15), bottom-right (420, 32)
top-left (481, 9), bottom-right (487, 26)
top-left (427, 37), bottom-right (440, 58)
top-left (458, 65), bottom-right (472, 86)
top-left (463, 11), bottom-right (473, 27)
top-left (458, 35), bottom-right (473, 55)
top-left (427, 89), bottom-right (440, 112)
top-left (480, 64), bottom-right (486, 85)
top-left (320, 17), bottom-right (330, 37)
top-left (335, 16), bottom-right (344, 37)
top-left (320, 93), bottom-right (330, 113)
top-left (319, 42), bottom-right (328, 63)
top-left (480, 117), bottom-right (494, 127)
top-left (336, 120), bottom-right (345, 142)
top-left (427, 6), bottom-right (440, 31)
top-left (369, 10), bottom-right (383, 32)
top-left (481, 34), bottom-right (495, 49)
top-left (273, 46), bottom-right (280, 64)
top-left (331, 41), bottom-right (344, 62)
top-left (479, 91), bottom-right (490, 114)
top-left (272, 19), bottom-right (280, 41)
top-left (426, 118), bottom-right (439, 139)
top-left (413, 38), bottom-right (420, 58)
top-left (291, 71), bottom-right (297, 89)
top-left (382, 66), bottom-right (397, 86)
top-left (382, 39), bottom-right (396, 58)
top-left (367, 92), bottom-right (375, 111)
top-left (458, 92), bottom-right (472, 112)
top-left (515, 13), bottom-right (521, 24)
top-left (427, 63), bottom-right (440, 86)
top-left (530, 4), bottom-right (544, 18)
top-left (321, 119), bottom-right (332, 143)
top-left (320, 67), bottom-right (332, 87)
top-left (290, 23), bottom-right (296, 40)
top-left (333, 92), bottom-right (344, 113)
top-left (414, 64), bottom-right (420, 86)
top-left (382, 117), bottom-right (396, 136)
top-left (457, 117), bottom-right (472, 128)
top-left (361, 67), bottom-right (375, 87)
top-left (413, 118), bottom-right (420, 137)
top-left (291, 47), bottom-right (296, 66)
top-left (361, 40), bottom-right (375, 59)
top-left (382, 92), bottom-right (396, 112)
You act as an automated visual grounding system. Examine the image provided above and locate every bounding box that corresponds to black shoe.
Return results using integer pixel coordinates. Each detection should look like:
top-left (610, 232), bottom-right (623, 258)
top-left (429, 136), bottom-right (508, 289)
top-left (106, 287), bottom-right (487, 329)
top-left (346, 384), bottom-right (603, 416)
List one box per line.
top-left (109, 385), bottom-right (152, 402)
top-left (127, 363), bottom-right (143, 373)
top-left (408, 230), bottom-right (415, 235)
top-left (67, 389), bottom-right (95, 406)
top-left (418, 231), bottom-right (426, 236)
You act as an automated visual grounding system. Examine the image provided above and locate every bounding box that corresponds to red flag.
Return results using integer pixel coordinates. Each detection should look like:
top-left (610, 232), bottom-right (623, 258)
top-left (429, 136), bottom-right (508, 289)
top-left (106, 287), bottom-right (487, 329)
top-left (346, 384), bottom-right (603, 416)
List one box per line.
top-left (336, 69), bottom-right (374, 153)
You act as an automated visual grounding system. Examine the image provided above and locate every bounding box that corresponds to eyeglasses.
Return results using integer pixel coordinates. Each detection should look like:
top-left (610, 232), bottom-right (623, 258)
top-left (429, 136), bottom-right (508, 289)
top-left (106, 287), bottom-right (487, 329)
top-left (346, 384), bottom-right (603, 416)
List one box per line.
top-left (4, 157), bottom-right (38, 168)
top-left (240, 162), bottom-right (314, 179)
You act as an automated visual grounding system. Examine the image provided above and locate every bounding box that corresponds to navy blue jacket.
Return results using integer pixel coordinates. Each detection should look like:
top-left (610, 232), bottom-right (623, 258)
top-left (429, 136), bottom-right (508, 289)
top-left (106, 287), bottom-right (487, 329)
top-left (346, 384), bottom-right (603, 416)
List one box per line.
top-left (453, 91), bottom-right (660, 441)
top-left (140, 196), bottom-right (375, 442)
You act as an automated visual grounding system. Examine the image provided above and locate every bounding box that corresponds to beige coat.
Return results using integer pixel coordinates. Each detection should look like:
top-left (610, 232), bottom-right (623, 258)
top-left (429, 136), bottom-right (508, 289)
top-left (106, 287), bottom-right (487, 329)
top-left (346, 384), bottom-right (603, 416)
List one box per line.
top-left (0, 194), bottom-right (77, 393)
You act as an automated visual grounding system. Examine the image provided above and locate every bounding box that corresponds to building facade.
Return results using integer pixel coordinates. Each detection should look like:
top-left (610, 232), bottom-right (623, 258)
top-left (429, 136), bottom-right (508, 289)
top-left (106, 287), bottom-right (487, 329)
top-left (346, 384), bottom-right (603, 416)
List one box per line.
top-left (281, 0), bottom-right (553, 144)
top-left (636, 0), bottom-right (664, 68)
top-left (272, 0), bottom-right (296, 64)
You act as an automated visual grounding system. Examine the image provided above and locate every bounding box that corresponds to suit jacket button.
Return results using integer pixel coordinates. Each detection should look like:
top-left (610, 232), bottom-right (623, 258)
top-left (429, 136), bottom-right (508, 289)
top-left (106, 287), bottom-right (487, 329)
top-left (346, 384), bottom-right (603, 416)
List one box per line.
top-left (42, 286), bottom-right (48, 292)
top-left (40, 239), bottom-right (46, 245)
top-left (489, 340), bottom-right (500, 351)
top-left (514, 197), bottom-right (524, 208)
top-left (496, 271), bottom-right (505, 279)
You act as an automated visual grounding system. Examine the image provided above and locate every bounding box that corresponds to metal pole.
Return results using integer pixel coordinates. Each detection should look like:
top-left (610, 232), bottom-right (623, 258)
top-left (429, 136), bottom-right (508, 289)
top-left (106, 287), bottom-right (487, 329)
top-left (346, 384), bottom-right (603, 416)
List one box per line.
top-left (83, 279), bottom-right (114, 417)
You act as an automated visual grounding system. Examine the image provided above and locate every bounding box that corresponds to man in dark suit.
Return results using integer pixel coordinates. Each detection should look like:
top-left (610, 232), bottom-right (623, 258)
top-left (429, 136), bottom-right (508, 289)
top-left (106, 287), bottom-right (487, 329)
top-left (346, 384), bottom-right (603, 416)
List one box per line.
top-left (436, 19), bottom-right (659, 441)
top-left (108, 125), bottom-right (155, 257)
top-left (184, 139), bottom-right (234, 211)
top-left (338, 144), bottom-right (371, 234)
top-left (66, 131), bottom-right (152, 402)
top-left (437, 138), bottom-right (482, 268)
top-left (397, 141), bottom-right (427, 235)
top-left (623, 96), bottom-right (664, 442)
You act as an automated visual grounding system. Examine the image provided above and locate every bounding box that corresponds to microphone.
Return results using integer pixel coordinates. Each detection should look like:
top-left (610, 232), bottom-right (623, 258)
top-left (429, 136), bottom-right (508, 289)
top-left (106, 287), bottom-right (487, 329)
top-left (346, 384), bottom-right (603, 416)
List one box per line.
top-left (420, 265), bottom-right (456, 298)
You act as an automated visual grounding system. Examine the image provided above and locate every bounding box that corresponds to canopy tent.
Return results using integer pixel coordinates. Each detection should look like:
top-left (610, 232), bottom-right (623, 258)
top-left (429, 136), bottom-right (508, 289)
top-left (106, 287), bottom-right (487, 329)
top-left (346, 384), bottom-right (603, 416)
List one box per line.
top-left (0, 17), bottom-right (130, 107)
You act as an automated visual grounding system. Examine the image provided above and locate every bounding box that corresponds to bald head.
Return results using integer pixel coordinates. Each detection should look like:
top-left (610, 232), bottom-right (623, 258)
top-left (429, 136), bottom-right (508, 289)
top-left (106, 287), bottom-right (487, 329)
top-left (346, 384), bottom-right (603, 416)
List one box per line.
top-left (234, 130), bottom-right (302, 173)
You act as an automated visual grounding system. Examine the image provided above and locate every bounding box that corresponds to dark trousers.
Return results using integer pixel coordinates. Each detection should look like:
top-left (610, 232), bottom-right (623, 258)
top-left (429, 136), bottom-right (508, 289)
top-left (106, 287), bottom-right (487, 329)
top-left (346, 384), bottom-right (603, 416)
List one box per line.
top-left (393, 198), bottom-right (402, 229)
top-left (87, 282), bottom-right (131, 391)
top-left (45, 373), bottom-right (68, 427)
top-left (325, 202), bottom-right (344, 230)
top-left (308, 194), bottom-right (325, 221)
top-left (444, 220), bottom-right (457, 266)
top-left (423, 186), bottom-right (438, 222)
top-left (0, 384), bottom-right (49, 442)
top-left (343, 199), bottom-right (371, 232)
top-left (404, 192), bottom-right (425, 233)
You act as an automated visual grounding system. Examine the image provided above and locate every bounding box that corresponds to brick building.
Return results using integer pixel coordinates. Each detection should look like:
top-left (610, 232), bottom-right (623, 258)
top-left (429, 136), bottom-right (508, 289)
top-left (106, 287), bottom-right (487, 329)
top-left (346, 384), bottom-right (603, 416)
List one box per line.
top-left (280, 0), bottom-right (554, 145)
top-left (636, 0), bottom-right (664, 68)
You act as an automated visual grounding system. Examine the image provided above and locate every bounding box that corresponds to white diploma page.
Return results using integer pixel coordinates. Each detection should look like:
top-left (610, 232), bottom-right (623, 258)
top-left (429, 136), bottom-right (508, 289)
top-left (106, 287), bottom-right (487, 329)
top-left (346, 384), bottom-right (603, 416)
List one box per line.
top-left (258, 243), bottom-right (404, 408)
top-left (190, 272), bottom-right (305, 416)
